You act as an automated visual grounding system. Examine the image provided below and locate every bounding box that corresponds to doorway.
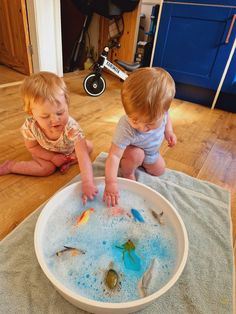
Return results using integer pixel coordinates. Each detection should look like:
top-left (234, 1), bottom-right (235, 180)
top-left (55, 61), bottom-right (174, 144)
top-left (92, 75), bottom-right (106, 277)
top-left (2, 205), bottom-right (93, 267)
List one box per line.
top-left (0, 0), bottom-right (33, 86)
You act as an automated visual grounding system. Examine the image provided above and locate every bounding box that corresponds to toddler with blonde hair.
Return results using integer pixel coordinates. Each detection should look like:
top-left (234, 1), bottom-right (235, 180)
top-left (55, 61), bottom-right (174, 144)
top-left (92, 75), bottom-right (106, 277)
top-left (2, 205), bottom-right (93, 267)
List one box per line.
top-left (103, 67), bottom-right (177, 206)
top-left (0, 71), bottom-right (97, 204)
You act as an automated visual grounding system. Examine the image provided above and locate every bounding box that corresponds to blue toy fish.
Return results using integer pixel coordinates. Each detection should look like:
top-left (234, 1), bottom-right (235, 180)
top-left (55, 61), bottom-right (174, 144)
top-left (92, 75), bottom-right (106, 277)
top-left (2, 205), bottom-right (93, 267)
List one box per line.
top-left (131, 208), bottom-right (145, 223)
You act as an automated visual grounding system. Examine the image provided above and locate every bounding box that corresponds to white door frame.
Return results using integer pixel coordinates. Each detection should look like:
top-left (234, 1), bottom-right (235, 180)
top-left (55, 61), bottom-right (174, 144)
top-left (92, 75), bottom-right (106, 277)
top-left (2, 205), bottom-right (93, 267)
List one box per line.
top-left (26, 0), bottom-right (63, 77)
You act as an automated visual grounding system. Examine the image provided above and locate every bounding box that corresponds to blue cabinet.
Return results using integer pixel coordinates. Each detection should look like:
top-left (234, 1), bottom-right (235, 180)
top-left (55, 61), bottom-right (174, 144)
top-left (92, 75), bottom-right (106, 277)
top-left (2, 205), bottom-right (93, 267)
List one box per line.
top-left (152, 1), bottom-right (236, 110)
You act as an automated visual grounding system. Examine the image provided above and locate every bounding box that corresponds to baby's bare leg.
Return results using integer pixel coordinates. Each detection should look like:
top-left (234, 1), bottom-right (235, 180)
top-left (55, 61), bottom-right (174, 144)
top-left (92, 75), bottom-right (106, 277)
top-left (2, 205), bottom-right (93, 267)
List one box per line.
top-left (143, 155), bottom-right (166, 177)
top-left (0, 157), bottom-right (56, 176)
top-left (120, 146), bottom-right (145, 180)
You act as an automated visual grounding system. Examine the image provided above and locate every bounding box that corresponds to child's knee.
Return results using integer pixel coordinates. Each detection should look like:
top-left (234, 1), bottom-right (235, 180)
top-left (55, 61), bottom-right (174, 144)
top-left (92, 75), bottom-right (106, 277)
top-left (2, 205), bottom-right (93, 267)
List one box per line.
top-left (134, 149), bottom-right (145, 164)
top-left (123, 147), bottom-right (145, 165)
top-left (149, 166), bottom-right (165, 176)
top-left (143, 157), bottom-right (166, 176)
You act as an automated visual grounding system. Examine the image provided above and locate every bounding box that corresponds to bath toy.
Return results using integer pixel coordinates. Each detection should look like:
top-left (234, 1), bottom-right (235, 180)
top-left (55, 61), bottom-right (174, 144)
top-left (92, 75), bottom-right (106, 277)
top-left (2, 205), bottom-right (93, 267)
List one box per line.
top-left (150, 209), bottom-right (165, 225)
top-left (131, 208), bottom-right (145, 223)
top-left (116, 240), bottom-right (135, 259)
top-left (56, 246), bottom-right (86, 257)
top-left (76, 208), bottom-right (94, 225)
top-left (116, 240), bottom-right (141, 271)
top-left (110, 206), bottom-right (125, 216)
top-left (105, 267), bottom-right (119, 290)
top-left (138, 258), bottom-right (157, 297)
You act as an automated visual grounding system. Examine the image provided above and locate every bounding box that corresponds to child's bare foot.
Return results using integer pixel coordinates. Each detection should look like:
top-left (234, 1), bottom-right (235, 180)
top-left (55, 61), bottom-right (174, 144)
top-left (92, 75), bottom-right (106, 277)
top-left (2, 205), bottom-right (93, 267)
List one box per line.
top-left (0, 160), bottom-right (14, 175)
top-left (59, 160), bottom-right (77, 174)
top-left (59, 162), bottom-right (71, 174)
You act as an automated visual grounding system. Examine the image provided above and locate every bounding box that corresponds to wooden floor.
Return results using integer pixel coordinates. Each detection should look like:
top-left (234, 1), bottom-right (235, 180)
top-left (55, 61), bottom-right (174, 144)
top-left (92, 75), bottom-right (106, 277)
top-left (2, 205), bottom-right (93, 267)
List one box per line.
top-left (0, 65), bottom-right (26, 86)
top-left (0, 71), bottom-right (235, 258)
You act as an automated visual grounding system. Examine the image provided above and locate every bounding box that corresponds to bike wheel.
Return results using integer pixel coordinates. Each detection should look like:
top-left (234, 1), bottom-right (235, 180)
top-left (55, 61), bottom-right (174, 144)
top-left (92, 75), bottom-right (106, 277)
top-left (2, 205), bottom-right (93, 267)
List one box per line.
top-left (83, 73), bottom-right (106, 96)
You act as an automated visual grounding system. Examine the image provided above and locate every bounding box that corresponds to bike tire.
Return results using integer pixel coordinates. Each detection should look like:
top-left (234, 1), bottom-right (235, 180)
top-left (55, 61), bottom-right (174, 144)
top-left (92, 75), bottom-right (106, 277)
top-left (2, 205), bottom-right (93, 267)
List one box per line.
top-left (83, 73), bottom-right (106, 97)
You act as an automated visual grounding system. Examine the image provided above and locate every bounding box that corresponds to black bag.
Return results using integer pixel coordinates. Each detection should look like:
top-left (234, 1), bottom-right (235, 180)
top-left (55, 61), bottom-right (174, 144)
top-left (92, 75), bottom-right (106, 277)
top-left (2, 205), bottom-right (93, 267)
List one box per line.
top-left (111, 0), bottom-right (140, 13)
top-left (73, 0), bottom-right (140, 18)
top-left (72, 0), bottom-right (109, 17)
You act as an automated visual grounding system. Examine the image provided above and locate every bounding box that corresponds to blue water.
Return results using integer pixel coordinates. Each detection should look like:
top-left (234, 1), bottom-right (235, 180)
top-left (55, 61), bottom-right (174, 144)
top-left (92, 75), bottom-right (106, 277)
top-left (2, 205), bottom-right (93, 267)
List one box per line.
top-left (42, 183), bottom-right (177, 303)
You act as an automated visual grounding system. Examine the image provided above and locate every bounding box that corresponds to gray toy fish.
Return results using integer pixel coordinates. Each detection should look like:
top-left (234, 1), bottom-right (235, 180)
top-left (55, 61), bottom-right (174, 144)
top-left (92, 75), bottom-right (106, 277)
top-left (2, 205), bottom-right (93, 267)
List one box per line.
top-left (138, 258), bottom-right (156, 297)
top-left (150, 209), bottom-right (165, 225)
top-left (56, 246), bottom-right (86, 256)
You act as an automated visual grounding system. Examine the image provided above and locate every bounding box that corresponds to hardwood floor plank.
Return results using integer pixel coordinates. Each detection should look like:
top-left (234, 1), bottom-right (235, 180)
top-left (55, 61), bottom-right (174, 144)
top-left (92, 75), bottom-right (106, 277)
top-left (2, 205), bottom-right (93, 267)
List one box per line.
top-left (197, 139), bottom-right (236, 241)
top-left (0, 65), bottom-right (26, 85)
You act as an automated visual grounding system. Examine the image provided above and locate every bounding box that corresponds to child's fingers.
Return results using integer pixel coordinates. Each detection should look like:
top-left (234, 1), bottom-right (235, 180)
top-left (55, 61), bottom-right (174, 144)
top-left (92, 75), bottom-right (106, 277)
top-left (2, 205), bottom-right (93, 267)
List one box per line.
top-left (103, 194), bottom-right (112, 207)
top-left (111, 194), bottom-right (118, 207)
top-left (93, 187), bottom-right (98, 195)
top-left (83, 188), bottom-right (98, 204)
top-left (108, 194), bottom-right (118, 207)
top-left (82, 194), bottom-right (87, 205)
top-left (168, 136), bottom-right (176, 147)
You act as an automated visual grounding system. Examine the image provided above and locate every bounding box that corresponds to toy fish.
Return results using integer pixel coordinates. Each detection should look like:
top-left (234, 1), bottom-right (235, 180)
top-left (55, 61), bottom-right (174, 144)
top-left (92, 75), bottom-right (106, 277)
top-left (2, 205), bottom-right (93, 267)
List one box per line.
top-left (131, 208), bottom-right (145, 223)
top-left (76, 208), bottom-right (94, 225)
top-left (105, 262), bottom-right (119, 290)
top-left (138, 258), bottom-right (156, 297)
top-left (116, 239), bottom-right (135, 259)
top-left (116, 240), bottom-right (141, 271)
top-left (151, 209), bottom-right (165, 225)
top-left (110, 206), bottom-right (125, 216)
top-left (56, 246), bottom-right (86, 257)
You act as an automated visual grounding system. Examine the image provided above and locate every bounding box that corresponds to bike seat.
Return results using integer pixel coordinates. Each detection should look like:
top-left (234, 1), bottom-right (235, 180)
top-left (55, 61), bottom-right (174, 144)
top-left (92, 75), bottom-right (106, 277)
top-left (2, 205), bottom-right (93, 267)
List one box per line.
top-left (115, 59), bottom-right (141, 72)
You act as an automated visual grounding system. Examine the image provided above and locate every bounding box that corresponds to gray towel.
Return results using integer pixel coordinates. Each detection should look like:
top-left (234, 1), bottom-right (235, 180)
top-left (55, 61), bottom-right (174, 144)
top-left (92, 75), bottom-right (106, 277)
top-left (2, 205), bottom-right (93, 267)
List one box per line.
top-left (0, 152), bottom-right (234, 314)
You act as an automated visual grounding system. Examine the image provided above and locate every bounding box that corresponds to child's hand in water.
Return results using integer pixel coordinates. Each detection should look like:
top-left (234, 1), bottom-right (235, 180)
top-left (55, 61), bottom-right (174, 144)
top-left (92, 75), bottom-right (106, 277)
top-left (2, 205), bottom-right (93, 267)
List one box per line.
top-left (82, 181), bottom-right (98, 205)
top-left (103, 181), bottom-right (119, 207)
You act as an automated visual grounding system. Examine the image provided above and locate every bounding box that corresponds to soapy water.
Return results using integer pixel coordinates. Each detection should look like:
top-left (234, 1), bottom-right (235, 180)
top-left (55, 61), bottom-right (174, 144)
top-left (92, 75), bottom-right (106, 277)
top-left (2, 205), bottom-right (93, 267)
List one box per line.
top-left (42, 182), bottom-right (177, 303)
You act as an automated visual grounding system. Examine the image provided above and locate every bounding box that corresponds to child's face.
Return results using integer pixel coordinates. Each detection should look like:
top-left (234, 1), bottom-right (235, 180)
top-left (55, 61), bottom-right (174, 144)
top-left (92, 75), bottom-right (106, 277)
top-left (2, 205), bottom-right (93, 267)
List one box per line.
top-left (31, 94), bottom-right (69, 137)
top-left (127, 115), bottom-right (163, 132)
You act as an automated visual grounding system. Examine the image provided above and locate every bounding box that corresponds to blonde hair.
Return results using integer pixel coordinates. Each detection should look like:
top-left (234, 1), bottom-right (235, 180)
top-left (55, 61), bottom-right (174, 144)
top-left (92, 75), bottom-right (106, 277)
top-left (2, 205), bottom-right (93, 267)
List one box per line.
top-left (121, 67), bottom-right (175, 121)
top-left (20, 71), bottom-right (69, 114)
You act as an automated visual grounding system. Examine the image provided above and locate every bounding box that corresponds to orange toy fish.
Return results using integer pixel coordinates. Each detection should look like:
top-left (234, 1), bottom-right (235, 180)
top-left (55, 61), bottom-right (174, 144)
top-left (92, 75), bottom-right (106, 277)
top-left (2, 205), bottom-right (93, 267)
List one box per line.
top-left (76, 208), bottom-right (94, 225)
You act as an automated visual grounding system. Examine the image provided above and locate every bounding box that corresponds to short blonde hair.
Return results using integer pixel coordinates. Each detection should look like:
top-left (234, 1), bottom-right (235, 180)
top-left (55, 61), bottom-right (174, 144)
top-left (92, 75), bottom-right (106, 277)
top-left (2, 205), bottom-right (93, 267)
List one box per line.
top-left (20, 71), bottom-right (69, 114)
top-left (121, 67), bottom-right (175, 121)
